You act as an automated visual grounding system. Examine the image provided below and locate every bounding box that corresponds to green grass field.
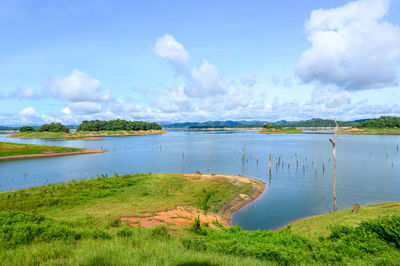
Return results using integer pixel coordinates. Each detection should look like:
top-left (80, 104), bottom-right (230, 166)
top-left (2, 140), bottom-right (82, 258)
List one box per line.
top-left (283, 202), bottom-right (400, 238)
top-left (258, 128), bottom-right (303, 134)
top-left (0, 142), bottom-right (82, 157)
top-left (1, 173), bottom-right (400, 265)
top-left (9, 130), bottom-right (166, 140)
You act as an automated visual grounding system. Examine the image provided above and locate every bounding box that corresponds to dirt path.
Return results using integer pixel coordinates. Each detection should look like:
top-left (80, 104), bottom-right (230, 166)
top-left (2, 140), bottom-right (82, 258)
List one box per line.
top-left (121, 174), bottom-right (265, 229)
top-left (0, 149), bottom-right (106, 161)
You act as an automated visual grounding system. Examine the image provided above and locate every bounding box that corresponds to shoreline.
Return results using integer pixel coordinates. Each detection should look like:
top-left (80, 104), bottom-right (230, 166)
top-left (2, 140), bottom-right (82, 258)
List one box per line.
top-left (219, 177), bottom-right (265, 227)
top-left (8, 130), bottom-right (168, 140)
top-left (273, 213), bottom-right (326, 232)
top-left (0, 148), bottom-right (106, 161)
top-left (121, 174), bottom-right (266, 229)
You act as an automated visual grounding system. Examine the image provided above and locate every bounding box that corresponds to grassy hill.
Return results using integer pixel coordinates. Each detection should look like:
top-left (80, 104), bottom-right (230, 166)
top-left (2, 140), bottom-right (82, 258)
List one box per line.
top-left (0, 173), bottom-right (399, 265)
top-left (0, 142), bottom-right (82, 157)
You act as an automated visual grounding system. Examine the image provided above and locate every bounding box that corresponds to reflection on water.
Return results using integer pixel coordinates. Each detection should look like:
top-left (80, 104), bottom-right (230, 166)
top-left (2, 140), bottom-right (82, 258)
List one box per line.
top-left (1, 130), bottom-right (400, 230)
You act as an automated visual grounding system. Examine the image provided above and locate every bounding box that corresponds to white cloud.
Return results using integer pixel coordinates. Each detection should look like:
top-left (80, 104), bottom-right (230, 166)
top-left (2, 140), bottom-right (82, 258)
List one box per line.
top-left (154, 34), bottom-right (189, 67)
top-left (241, 72), bottom-right (257, 87)
top-left (157, 86), bottom-right (192, 113)
top-left (68, 102), bottom-right (102, 114)
top-left (310, 85), bottom-right (352, 108)
top-left (224, 86), bottom-right (252, 110)
top-left (19, 106), bottom-right (36, 116)
top-left (61, 107), bottom-right (71, 115)
top-left (50, 69), bottom-right (103, 102)
top-left (185, 60), bottom-right (227, 97)
top-left (154, 34), bottom-right (227, 98)
top-left (297, 0), bottom-right (400, 90)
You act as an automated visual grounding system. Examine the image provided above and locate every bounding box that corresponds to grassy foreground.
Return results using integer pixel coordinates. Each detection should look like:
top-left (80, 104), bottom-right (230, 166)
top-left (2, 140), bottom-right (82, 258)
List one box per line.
top-left (9, 130), bottom-right (167, 140)
top-left (1, 173), bottom-right (400, 265)
top-left (338, 127), bottom-right (400, 135)
top-left (0, 142), bottom-right (82, 157)
top-left (258, 127), bottom-right (302, 134)
top-left (283, 202), bottom-right (400, 238)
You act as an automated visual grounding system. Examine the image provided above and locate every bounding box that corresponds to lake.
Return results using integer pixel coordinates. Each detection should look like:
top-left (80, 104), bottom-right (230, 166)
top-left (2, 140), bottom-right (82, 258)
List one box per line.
top-left (1, 130), bottom-right (399, 230)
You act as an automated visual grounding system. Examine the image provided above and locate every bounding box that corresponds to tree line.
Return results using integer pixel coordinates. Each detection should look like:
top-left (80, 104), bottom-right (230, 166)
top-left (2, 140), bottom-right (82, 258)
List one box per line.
top-left (357, 116), bottom-right (400, 128)
top-left (20, 123), bottom-right (69, 133)
top-left (77, 120), bottom-right (162, 131)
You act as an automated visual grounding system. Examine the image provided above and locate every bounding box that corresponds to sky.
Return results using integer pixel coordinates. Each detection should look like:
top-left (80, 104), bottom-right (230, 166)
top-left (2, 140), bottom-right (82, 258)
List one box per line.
top-left (1, 0), bottom-right (400, 125)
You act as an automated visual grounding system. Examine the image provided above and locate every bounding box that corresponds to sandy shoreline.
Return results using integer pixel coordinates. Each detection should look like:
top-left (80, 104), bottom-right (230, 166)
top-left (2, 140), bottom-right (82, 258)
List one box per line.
top-left (0, 148), bottom-right (106, 161)
top-left (121, 174), bottom-right (266, 229)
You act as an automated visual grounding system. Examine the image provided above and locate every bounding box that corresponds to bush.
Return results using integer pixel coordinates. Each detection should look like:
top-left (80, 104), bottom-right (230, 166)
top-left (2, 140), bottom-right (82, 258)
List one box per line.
top-left (107, 218), bottom-right (122, 228)
top-left (151, 225), bottom-right (170, 238)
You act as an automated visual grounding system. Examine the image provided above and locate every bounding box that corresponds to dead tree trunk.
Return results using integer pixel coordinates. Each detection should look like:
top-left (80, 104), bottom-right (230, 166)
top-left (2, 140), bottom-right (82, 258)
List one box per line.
top-left (329, 116), bottom-right (338, 212)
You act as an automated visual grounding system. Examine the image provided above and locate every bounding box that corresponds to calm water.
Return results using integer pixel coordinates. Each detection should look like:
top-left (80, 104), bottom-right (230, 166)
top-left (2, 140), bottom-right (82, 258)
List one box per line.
top-left (1, 130), bottom-right (400, 230)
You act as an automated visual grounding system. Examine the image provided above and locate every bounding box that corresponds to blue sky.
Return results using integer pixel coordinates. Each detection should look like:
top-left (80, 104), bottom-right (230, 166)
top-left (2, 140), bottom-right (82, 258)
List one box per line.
top-left (1, 0), bottom-right (400, 125)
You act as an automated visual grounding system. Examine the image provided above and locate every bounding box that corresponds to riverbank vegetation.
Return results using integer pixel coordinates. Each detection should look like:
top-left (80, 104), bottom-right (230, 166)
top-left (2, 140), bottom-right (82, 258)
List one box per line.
top-left (0, 173), bottom-right (399, 265)
top-left (0, 142), bottom-right (82, 157)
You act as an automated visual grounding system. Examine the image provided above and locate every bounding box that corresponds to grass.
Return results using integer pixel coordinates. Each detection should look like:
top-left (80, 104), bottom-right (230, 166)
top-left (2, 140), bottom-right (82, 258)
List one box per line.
top-left (339, 127), bottom-right (400, 135)
top-left (0, 173), bottom-right (254, 222)
top-left (1, 174), bottom-right (400, 265)
top-left (258, 127), bottom-right (303, 134)
top-left (10, 130), bottom-right (166, 140)
top-left (0, 142), bottom-right (82, 157)
top-left (282, 202), bottom-right (400, 238)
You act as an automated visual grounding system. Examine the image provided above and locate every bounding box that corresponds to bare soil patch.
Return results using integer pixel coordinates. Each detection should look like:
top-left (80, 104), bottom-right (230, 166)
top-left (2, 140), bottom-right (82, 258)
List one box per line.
top-left (121, 174), bottom-right (265, 228)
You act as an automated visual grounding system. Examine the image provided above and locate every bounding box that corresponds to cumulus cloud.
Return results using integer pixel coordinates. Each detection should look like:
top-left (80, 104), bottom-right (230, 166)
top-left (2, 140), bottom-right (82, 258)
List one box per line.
top-left (19, 106), bottom-right (36, 116)
top-left (16, 107), bottom-right (54, 124)
top-left (68, 102), bottom-right (102, 114)
top-left (185, 60), bottom-right (227, 97)
top-left (224, 86), bottom-right (252, 110)
top-left (157, 86), bottom-right (192, 113)
top-left (154, 34), bottom-right (189, 67)
top-left (50, 69), bottom-right (104, 102)
top-left (309, 85), bottom-right (352, 108)
top-left (297, 0), bottom-right (400, 90)
top-left (154, 34), bottom-right (227, 98)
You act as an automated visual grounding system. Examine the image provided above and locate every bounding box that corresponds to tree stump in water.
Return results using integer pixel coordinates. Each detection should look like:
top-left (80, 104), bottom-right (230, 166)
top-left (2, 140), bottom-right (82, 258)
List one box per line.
top-left (352, 204), bottom-right (360, 213)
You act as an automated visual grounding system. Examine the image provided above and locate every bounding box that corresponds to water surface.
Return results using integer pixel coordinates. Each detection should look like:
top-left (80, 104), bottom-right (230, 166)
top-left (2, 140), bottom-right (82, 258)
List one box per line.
top-left (1, 130), bottom-right (399, 230)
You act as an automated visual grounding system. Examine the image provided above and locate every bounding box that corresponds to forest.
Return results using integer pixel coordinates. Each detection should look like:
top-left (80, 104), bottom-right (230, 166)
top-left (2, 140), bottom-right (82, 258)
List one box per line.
top-left (77, 119), bottom-right (162, 131)
top-left (357, 116), bottom-right (400, 128)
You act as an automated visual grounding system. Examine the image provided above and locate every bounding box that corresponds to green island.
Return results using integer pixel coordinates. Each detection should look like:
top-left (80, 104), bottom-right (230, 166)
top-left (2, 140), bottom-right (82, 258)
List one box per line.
top-left (1, 173), bottom-right (399, 265)
top-left (339, 116), bottom-right (400, 135)
top-left (10, 120), bottom-right (167, 140)
top-left (0, 142), bottom-right (105, 160)
top-left (258, 123), bottom-right (303, 134)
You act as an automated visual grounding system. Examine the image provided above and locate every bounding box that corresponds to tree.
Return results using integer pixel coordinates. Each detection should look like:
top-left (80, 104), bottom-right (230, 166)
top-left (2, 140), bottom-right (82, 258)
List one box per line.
top-left (77, 120), bottom-right (162, 131)
top-left (19, 126), bottom-right (34, 132)
top-left (37, 122), bottom-right (69, 133)
top-left (329, 116), bottom-right (338, 212)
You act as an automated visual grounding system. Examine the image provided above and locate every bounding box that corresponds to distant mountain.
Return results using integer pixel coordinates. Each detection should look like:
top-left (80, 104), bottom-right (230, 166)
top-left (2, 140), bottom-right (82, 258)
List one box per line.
top-left (163, 118), bottom-right (364, 129)
top-left (0, 126), bottom-right (18, 130)
top-left (274, 118), bottom-right (359, 127)
top-left (165, 120), bottom-right (243, 129)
